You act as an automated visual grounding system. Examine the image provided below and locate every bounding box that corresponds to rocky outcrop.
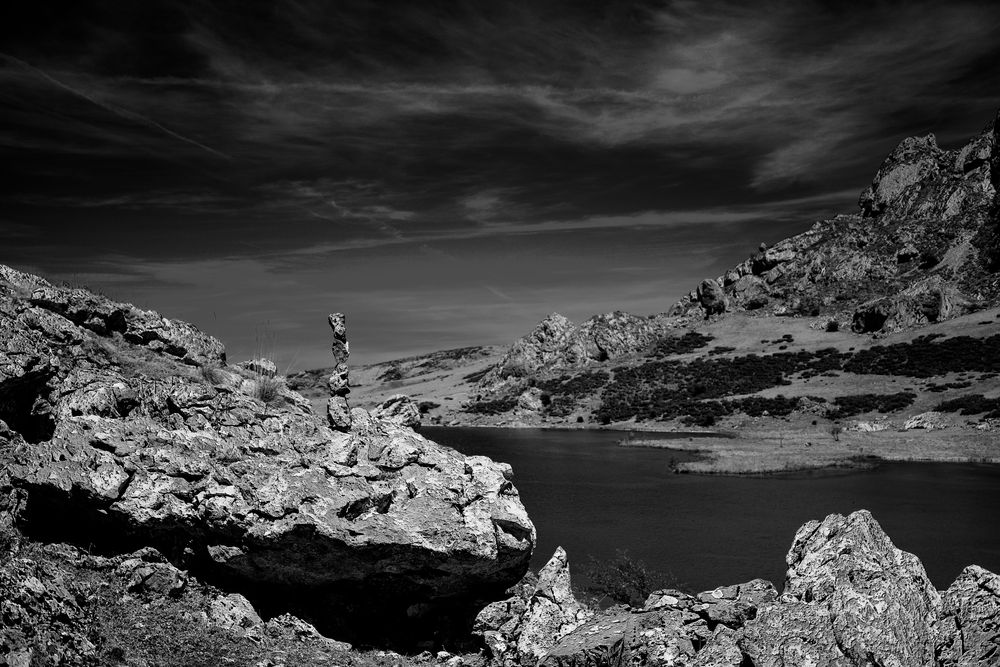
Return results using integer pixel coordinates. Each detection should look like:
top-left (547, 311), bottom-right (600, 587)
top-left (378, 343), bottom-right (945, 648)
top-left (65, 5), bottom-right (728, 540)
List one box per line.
top-left (668, 112), bottom-right (1000, 330)
top-left (372, 394), bottom-right (422, 428)
top-left (0, 265), bottom-right (535, 645)
top-left (476, 311), bottom-right (674, 396)
top-left (780, 510), bottom-right (941, 666)
top-left (522, 511), bottom-right (1000, 667)
top-left (904, 411), bottom-right (949, 430)
top-left (475, 547), bottom-right (593, 666)
top-left (690, 509), bottom-right (993, 667)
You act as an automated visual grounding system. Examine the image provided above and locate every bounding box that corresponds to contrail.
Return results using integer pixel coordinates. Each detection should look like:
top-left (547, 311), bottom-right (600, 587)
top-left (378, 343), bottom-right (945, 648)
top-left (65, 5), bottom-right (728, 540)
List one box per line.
top-left (0, 53), bottom-right (232, 160)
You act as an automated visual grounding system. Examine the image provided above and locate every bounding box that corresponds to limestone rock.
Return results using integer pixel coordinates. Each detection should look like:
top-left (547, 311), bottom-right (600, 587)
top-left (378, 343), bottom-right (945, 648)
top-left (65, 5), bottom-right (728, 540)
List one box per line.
top-left (696, 279), bottom-right (728, 317)
top-left (689, 627), bottom-right (743, 667)
top-left (0, 266), bottom-right (535, 643)
top-left (738, 602), bottom-right (851, 667)
top-left (326, 396), bottom-right (353, 432)
top-left (474, 547), bottom-right (593, 666)
top-left (783, 510), bottom-right (941, 666)
top-left (903, 411), bottom-right (948, 430)
top-left (328, 313), bottom-right (350, 396)
top-left (938, 565), bottom-right (1000, 667)
top-left (372, 394), bottom-right (421, 429)
top-left (209, 593), bottom-right (264, 634)
top-left (476, 311), bottom-right (673, 396)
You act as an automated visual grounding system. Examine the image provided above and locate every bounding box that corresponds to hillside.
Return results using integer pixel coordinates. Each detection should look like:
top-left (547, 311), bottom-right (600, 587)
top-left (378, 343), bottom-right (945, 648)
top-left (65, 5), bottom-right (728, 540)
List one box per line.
top-left (301, 112), bottom-right (1000, 449)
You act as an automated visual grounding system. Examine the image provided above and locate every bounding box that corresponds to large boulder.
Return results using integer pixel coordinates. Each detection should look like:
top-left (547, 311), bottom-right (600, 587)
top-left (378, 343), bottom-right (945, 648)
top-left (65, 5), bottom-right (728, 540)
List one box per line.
top-left (781, 510), bottom-right (942, 666)
top-left (0, 265), bottom-right (535, 645)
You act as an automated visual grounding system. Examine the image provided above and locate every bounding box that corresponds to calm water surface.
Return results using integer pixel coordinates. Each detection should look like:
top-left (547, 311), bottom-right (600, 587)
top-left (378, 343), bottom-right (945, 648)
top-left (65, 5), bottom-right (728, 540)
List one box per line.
top-left (424, 426), bottom-right (1000, 591)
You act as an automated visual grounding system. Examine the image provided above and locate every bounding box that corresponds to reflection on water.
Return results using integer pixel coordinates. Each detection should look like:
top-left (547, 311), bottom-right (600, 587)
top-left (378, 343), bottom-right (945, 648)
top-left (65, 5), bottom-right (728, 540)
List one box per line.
top-left (425, 426), bottom-right (1000, 591)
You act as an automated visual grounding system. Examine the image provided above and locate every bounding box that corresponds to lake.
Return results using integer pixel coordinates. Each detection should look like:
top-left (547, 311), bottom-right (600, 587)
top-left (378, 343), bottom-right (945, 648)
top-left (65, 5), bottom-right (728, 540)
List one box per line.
top-left (424, 426), bottom-right (1000, 592)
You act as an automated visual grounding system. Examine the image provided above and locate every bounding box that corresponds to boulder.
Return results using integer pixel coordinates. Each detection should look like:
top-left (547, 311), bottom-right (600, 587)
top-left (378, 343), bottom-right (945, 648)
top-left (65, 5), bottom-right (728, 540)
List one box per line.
top-left (372, 394), bottom-right (421, 429)
top-left (938, 565), bottom-right (1000, 666)
top-left (475, 547), bottom-right (593, 666)
top-left (696, 279), bottom-right (728, 317)
top-left (782, 510), bottom-right (941, 666)
top-left (0, 266), bottom-right (535, 645)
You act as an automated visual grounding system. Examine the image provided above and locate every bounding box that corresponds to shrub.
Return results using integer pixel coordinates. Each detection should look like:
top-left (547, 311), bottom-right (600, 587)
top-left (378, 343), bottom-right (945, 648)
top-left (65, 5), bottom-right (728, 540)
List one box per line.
top-left (581, 550), bottom-right (682, 607)
top-left (250, 377), bottom-right (283, 406)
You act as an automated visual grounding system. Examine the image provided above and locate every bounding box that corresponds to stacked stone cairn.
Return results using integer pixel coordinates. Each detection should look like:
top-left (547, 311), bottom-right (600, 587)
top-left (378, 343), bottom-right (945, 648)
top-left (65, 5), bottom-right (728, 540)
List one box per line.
top-left (326, 312), bottom-right (352, 432)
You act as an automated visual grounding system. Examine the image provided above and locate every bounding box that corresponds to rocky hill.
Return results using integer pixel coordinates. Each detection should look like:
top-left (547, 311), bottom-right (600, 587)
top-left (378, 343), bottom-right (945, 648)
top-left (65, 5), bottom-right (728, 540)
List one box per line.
top-left (2, 268), bottom-right (1000, 664)
top-left (436, 111), bottom-right (1000, 433)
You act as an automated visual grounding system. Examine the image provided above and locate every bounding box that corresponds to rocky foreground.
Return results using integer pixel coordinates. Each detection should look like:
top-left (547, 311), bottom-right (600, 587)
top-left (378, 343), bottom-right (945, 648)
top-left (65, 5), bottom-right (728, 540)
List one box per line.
top-left (472, 510), bottom-right (1000, 667)
top-left (1, 268), bottom-right (998, 666)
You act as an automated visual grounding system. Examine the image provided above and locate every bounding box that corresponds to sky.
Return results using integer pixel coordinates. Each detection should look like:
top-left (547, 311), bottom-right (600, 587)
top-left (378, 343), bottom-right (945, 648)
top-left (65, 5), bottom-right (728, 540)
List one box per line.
top-left (3, 0), bottom-right (1000, 369)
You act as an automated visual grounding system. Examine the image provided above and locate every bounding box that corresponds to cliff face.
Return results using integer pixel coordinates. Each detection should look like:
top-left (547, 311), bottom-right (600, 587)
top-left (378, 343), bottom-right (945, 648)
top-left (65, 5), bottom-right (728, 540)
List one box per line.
top-left (0, 264), bottom-right (535, 647)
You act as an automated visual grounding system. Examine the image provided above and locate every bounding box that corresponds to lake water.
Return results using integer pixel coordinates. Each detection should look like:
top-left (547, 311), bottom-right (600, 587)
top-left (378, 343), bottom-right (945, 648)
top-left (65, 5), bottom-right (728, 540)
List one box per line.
top-left (424, 426), bottom-right (1000, 592)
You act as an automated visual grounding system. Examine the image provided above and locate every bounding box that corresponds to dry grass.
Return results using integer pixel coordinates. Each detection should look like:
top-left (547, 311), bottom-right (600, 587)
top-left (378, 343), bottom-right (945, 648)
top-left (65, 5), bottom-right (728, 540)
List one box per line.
top-left (249, 376), bottom-right (284, 406)
top-left (623, 425), bottom-right (1000, 475)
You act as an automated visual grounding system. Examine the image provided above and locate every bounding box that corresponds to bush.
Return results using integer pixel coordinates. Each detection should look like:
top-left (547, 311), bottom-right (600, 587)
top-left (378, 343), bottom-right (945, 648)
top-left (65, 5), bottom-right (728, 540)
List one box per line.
top-left (581, 550), bottom-right (682, 607)
top-left (250, 377), bottom-right (283, 406)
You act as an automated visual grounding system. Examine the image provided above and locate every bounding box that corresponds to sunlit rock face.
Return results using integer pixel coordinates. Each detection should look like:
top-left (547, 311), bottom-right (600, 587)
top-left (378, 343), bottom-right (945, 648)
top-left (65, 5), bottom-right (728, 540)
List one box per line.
top-left (667, 114), bottom-right (1000, 332)
top-left (0, 264), bottom-right (535, 645)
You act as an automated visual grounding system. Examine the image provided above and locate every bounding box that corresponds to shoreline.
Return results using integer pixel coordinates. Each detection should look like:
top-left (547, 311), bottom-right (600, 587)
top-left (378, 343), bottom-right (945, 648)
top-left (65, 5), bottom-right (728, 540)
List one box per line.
top-left (424, 420), bottom-right (1000, 475)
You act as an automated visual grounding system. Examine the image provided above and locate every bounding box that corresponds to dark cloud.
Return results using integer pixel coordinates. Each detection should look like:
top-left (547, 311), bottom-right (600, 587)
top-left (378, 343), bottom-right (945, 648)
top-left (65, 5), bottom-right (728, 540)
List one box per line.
top-left (2, 0), bottom-right (1000, 364)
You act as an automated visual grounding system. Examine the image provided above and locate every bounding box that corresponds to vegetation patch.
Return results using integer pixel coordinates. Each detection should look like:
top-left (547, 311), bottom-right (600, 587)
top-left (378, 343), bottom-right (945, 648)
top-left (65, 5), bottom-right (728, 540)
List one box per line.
top-left (824, 392), bottom-right (917, 419)
top-left (935, 394), bottom-right (1000, 418)
top-left (646, 332), bottom-right (714, 358)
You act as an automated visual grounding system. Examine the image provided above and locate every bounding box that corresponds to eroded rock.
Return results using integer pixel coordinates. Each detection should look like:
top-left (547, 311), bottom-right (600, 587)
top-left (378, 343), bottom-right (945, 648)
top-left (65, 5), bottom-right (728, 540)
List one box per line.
top-left (0, 266), bottom-right (535, 645)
